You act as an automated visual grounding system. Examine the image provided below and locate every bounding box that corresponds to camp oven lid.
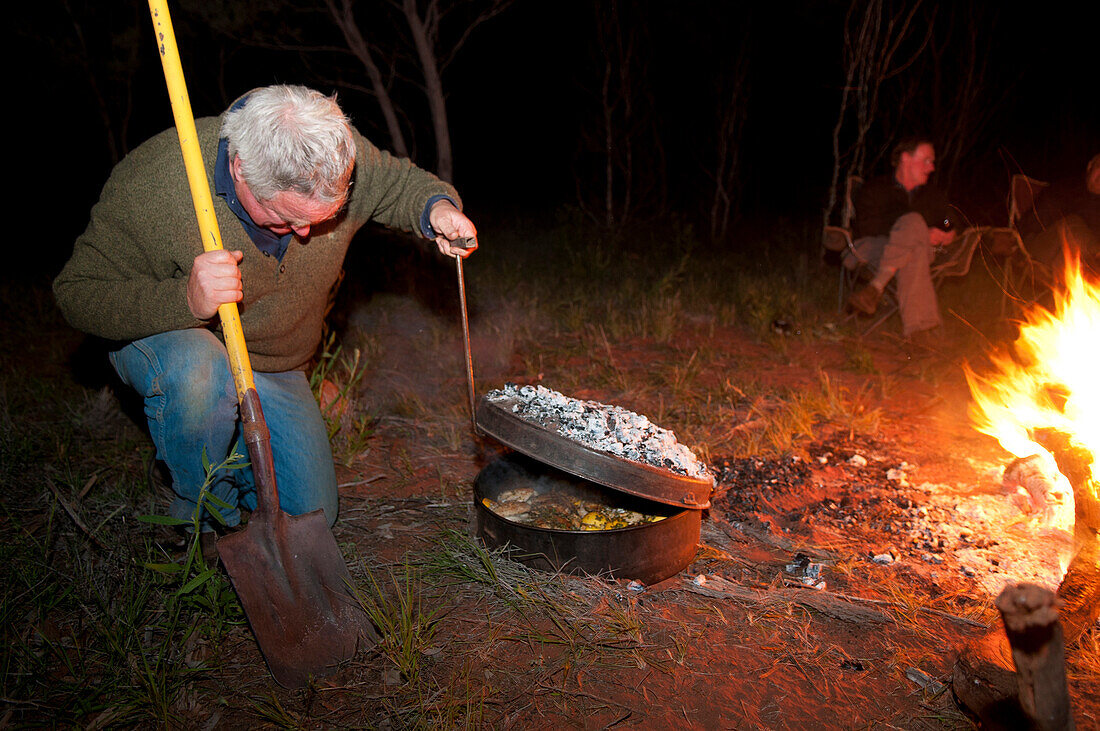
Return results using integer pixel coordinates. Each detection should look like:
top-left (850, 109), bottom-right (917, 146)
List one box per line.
top-left (475, 395), bottom-right (713, 510)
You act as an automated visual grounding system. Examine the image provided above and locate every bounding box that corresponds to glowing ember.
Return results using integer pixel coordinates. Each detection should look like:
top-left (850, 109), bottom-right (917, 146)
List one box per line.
top-left (965, 256), bottom-right (1100, 535)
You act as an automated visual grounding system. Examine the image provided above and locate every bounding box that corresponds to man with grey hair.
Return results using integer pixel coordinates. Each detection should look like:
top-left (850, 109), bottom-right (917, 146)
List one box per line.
top-left (54, 85), bottom-right (477, 547)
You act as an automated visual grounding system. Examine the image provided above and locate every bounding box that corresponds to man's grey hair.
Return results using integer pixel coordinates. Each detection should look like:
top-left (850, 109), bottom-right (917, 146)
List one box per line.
top-left (222, 85), bottom-right (355, 205)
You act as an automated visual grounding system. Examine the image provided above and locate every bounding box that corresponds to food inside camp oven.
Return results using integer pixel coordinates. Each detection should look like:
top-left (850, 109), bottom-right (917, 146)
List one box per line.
top-left (480, 478), bottom-right (668, 530)
top-left (484, 383), bottom-right (713, 482)
top-left (474, 452), bottom-right (702, 583)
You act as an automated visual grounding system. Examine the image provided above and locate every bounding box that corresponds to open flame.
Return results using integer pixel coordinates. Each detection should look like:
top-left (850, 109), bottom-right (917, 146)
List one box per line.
top-left (965, 255), bottom-right (1100, 535)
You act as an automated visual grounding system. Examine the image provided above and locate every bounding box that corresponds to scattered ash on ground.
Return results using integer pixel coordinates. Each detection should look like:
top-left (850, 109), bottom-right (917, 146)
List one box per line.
top-left (713, 455), bottom-right (812, 492)
top-left (711, 455), bottom-right (812, 517)
top-left (706, 441), bottom-right (1072, 597)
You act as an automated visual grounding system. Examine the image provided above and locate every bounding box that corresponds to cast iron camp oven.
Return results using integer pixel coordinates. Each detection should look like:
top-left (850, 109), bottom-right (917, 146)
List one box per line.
top-left (473, 453), bottom-right (703, 584)
top-left (472, 395), bottom-right (713, 584)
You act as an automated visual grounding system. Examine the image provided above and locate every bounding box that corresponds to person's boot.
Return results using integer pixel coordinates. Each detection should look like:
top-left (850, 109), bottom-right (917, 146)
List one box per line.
top-left (847, 284), bottom-right (882, 315)
top-left (157, 527), bottom-right (220, 564)
top-left (199, 531), bottom-right (219, 563)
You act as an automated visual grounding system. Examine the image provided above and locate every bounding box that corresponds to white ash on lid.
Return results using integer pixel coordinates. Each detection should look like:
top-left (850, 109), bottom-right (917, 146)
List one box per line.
top-left (486, 383), bottom-right (715, 483)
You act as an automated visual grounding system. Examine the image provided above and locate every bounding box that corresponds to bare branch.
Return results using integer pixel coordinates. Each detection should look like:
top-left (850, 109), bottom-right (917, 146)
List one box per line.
top-left (402, 0), bottom-right (453, 180)
top-left (324, 0), bottom-right (409, 157)
top-left (825, 0), bottom-right (935, 228)
top-left (440, 0), bottom-right (514, 70)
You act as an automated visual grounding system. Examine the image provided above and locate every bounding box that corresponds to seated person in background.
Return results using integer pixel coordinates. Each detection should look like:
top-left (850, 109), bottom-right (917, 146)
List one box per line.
top-left (1023, 153), bottom-right (1100, 279)
top-left (845, 136), bottom-right (959, 342)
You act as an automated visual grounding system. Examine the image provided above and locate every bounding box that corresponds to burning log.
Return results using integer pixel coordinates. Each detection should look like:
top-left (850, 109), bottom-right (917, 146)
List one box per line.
top-left (952, 574), bottom-right (1089, 731)
top-left (952, 633), bottom-right (1021, 730)
top-left (953, 430), bottom-right (1100, 727)
top-left (1054, 537), bottom-right (1100, 652)
top-left (1034, 428), bottom-right (1100, 534)
top-left (957, 258), bottom-right (1099, 725)
top-left (953, 538), bottom-right (1100, 730)
top-left (1035, 429), bottom-right (1100, 644)
top-left (994, 583), bottom-right (1074, 731)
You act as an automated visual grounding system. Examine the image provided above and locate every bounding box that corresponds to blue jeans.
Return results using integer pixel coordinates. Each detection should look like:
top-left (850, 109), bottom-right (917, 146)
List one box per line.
top-left (110, 329), bottom-right (338, 531)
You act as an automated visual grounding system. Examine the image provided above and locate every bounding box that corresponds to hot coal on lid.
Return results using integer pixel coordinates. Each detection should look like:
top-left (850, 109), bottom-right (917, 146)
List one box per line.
top-left (486, 383), bottom-right (714, 483)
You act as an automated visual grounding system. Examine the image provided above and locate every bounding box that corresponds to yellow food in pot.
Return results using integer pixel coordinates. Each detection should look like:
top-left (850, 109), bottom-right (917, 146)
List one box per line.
top-left (580, 511), bottom-right (608, 530)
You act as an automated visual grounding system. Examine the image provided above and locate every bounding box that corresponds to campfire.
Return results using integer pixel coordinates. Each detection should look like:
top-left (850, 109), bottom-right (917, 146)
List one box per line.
top-left (957, 254), bottom-right (1100, 729)
top-left (966, 254), bottom-right (1100, 547)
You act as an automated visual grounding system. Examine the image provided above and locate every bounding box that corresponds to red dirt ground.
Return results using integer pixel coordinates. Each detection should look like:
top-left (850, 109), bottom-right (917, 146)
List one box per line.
top-left (177, 310), bottom-right (1098, 730)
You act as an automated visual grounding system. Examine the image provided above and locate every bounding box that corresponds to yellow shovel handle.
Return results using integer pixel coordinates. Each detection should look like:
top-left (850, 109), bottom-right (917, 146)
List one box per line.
top-left (147, 0), bottom-right (255, 400)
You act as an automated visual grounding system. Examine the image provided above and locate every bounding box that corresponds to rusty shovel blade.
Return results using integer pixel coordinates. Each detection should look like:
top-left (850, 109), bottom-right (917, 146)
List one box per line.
top-left (217, 509), bottom-right (376, 689)
top-left (216, 389), bottom-right (376, 689)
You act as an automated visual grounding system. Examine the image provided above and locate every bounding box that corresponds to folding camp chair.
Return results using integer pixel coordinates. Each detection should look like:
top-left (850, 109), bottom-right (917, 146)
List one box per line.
top-left (851, 225), bottom-right (986, 336)
top-left (822, 174), bottom-right (989, 336)
top-left (822, 175), bottom-right (907, 334)
top-left (822, 175), bottom-right (871, 311)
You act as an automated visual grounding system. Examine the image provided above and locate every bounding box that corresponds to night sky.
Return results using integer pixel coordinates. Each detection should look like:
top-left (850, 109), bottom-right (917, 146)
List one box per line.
top-left (15, 1), bottom-right (1099, 277)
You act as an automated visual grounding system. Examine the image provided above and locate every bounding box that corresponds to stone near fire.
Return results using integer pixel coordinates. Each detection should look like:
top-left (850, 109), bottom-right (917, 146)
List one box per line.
top-left (886, 467), bottom-right (909, 486)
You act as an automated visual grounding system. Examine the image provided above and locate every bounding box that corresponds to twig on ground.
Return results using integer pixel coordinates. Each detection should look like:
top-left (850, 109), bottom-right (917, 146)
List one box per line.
top-left (45, 478), bottom-right (107, 550)
top-left (338, 474), bottom-right (388, 487)
top-left (534, 680), bottom-right (643, 716)
top-left (78, 469), bottom-right (105, 499)
top-left (683, 575), bottom-right (889, 624)
top-left (682, 575), bottom-right (987, 630)
top-left (780, 579), bottom-right (989, 628)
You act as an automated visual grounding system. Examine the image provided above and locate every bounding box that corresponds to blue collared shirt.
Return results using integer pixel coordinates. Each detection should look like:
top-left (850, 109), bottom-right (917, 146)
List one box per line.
top-left (214, 127), bottom-right (293, 260)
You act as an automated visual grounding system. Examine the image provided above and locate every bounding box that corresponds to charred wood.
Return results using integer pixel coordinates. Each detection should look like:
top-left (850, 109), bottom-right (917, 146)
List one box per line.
top-left (995, 583), bottom-right (1074, 731)
top-left (1034, 428), bottom-right (1100, 532)
top-left (954, 532), bottom-right (1099, 729)
top-left (952, 632), bottom-right (1022, 731)
top-left (1055, 537), bottom-right (1100, 651)
top-left (954, 427), bottom-right (1099, 728)
top-left (1032, 428), bottom-right (1100, 642)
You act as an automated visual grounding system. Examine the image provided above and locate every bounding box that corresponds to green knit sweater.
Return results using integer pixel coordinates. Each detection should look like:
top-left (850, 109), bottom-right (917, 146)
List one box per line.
top-left (54, 114), bottom-right (459, 372)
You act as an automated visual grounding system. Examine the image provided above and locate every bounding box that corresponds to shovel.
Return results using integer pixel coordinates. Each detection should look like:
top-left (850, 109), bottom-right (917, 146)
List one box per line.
top-left (147, 0), bottom-right (374, 688)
